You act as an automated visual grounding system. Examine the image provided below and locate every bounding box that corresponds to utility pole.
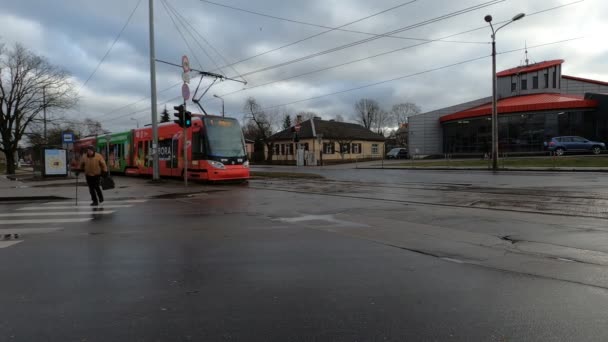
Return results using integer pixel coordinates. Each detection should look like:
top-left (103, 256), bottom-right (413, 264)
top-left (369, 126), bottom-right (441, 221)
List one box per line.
top-left (43, 86), bottom-right (47, 144)
top-left (148, 0), bottom-right (160, 180)
top-left (183, 100), bottom-right (188, 187)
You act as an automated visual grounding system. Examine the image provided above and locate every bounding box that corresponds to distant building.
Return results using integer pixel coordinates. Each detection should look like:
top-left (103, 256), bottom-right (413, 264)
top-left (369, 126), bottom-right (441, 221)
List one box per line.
top-left (268, 117), bottom-right (385, 165)
top-left (409, 59), bottom-right (608, 156)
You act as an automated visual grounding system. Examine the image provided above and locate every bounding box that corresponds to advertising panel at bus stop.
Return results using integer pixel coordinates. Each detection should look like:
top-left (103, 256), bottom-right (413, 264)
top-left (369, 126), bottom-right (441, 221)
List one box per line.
top-left (43, 148), bottom-right (68, 177)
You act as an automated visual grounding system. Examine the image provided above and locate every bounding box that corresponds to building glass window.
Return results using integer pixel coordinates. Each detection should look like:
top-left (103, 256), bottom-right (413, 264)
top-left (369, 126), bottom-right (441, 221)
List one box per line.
top-left (273, 144), bottom-right (280, 155)
top-left (511, 82), bottom-right (517, 92)
top-left (280, 144), bottom-right (285, 155)
top-left (521, 79), bottom-right (528, 90)
top-left (532, 76), bottom-right (539, 89)
top-left (323, 142), bottom-right (335, 154)
top-left (544, 73), bottom-right (549, 88)
top-left (339, 143), bottom-right (351, 154)
top-left (553, 69), bottom-right (557, 88)
top-left (442, 110), bottom-right (603, 154)
top-left (286, 143), bottom-right (293, 155)
top-left (352, 143), bottom-right (362, 154)
top-left (371, 144), bottom-right (379, 154)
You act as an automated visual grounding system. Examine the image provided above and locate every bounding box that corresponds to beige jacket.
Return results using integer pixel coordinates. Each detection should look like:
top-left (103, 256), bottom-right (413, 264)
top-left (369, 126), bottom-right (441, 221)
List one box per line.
top-left (80, 153), bottom-right (108, 176)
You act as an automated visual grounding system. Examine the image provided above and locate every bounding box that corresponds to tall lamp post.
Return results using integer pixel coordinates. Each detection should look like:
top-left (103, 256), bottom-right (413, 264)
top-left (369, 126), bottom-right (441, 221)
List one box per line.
top-left (130, 117), bottom-right (140, 128)
top-left (485, 12), bottom-right (525, 171)
top-left (213, 94), bottom-right (225, 117)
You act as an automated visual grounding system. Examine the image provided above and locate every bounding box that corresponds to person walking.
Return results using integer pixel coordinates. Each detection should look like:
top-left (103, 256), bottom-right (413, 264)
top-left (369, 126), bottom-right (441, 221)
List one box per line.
top-left (79, 145), bottom-right (108, 206)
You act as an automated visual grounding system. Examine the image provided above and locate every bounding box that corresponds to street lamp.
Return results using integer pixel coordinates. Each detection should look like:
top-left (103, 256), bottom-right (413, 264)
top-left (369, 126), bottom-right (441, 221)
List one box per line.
top-left (213, 94), bottom-right (225, 117)
top-left (131, 117), bottom-right (140, 128)
top-left (485, 12), bottom-right (525, 171)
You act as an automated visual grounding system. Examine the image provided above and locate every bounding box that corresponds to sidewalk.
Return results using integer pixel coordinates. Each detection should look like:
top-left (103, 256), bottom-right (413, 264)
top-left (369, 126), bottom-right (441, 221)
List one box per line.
top-left (0, 173), bottom-right (233, 201)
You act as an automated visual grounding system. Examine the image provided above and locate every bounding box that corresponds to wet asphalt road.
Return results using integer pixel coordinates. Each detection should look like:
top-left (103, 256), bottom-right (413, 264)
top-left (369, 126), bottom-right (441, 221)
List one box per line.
top-left (2, 169), bottom-right (608, 341)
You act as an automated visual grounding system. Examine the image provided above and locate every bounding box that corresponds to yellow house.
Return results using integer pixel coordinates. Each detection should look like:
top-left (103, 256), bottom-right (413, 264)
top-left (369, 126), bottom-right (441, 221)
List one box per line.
top-left (267, 117), bottom-right (385, 165)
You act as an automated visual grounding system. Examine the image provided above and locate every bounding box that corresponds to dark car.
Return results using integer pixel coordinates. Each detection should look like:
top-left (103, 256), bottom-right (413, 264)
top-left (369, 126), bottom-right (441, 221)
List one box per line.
top-left (545, 136), bottom-right (606, 156)
top-left (386, 148), bottom-right (409, 159)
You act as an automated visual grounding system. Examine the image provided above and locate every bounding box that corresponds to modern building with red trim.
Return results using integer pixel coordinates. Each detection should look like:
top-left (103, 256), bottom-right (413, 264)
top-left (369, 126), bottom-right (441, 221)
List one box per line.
top-left (408, 59), bottom-right (608, 156)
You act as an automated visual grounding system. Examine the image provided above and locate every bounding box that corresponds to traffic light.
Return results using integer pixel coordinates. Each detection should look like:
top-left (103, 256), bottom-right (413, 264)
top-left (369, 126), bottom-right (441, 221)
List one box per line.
top-left (173, 105), bottom-right (185, 127)
top-left (184, 111), bottom-right (192, 128)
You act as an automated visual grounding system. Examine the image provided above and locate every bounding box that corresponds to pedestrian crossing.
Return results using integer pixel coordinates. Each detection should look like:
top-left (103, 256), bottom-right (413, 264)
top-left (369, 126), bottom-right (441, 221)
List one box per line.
top-left (0, 199), bottom-right (148, 249)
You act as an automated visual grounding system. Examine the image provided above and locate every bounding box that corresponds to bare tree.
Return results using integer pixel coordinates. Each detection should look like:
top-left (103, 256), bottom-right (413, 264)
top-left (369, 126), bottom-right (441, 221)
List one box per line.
top-left (374, 109), bottom-right (391, 136)
top-left (391, 102), bottom-right (421, 125)
top-left (243, 97), bottom-right (275, 162)
top-left (296, 111), bottom-right (318, 121)
top-left (353, 98), bottom-right (380, 130)
top-left (0, 43), bottom-right (77, 174)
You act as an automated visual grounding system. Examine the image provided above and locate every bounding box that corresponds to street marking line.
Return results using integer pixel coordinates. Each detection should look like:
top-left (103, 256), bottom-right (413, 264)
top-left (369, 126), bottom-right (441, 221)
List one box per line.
top-left (0, 240), bottom-right (22, 249)
top-left (0, 218), bottom-right (92, 225)
top-left (41, 199), bottom-right (147, 205)
top-left (0, 211), bottom-right (115, 217)
top-left (0, 228), bottom-right (63, 234)
top-left (16, 205), bottom-right (132, 211)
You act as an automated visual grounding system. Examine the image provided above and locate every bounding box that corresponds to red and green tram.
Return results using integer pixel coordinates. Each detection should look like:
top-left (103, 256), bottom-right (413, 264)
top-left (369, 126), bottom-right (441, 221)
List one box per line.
top-left (71, 116), bottom-right (250, 181)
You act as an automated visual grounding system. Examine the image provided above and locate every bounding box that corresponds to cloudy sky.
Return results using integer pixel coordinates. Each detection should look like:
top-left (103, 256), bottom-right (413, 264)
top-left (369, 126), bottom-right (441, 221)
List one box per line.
top-left (0, 0), bottom-right (605, 132)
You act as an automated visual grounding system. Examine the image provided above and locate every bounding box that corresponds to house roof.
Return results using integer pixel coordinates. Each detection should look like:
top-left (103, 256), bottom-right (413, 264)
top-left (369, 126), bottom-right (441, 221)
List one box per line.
top-left (562, 75), bottom-right (608, 86)
top-left (496, 59), bottom-right (564, 77)
top-left (440, 93), bottom-right (598, 123)
top-left (270, 118), bottom-right (385, 141)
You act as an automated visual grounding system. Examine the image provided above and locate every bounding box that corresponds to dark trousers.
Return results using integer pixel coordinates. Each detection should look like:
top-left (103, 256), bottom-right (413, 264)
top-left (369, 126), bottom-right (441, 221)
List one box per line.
top-left (86, 175), bottom-right (104, 203)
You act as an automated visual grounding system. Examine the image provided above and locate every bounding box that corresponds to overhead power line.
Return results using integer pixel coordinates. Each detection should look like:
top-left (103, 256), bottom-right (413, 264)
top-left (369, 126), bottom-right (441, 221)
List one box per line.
top-left (79, 0), bottom-right (143, 92)
top-left (201, 0), bottom-right (420, 70)
top-left (160, 0), bottom-right (206, 70)
top-left (233, 0), bottom-right (505, 78)
top-left (210, 0), bottom-right (584, 100)
top-left (201, 0), bottom-right (487, 45)
top-left (239, 37), bottom-right (583, 115)
top-left (163, 0), bottom-right (246, 82)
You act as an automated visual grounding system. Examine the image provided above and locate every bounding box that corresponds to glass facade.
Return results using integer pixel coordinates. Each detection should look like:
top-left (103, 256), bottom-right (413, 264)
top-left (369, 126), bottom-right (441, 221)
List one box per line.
top-left (443, 110), bottom-right (607, 154)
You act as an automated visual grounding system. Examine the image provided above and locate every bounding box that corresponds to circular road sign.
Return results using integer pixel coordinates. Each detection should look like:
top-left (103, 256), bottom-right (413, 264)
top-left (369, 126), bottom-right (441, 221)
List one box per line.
top-left (182, 83), bottom-right (190, 101)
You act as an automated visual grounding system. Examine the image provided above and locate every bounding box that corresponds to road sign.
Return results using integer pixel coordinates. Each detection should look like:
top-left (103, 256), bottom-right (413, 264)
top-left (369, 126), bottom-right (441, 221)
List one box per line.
top-left (182, 83), bottom-right (190, 101)
top-left (61, 132), bottom-right (74, 144)
top-left (182, 55), bottom-right (190, 73)
top-left (182, 71), bottom-right (190, 84)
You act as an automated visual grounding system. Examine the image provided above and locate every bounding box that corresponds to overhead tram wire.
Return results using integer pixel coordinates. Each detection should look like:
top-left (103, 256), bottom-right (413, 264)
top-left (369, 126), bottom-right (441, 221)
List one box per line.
top-left (161, 0), bottom-right (226, 75)
top-left (229, 0), bottom-right (506, 78)
top-left (200, 0), bottom-right (489, 46)
top-left (236, 37), bottom-right (583, 115)
top-left (209, 0), bottom-right (585, 100)
top-left (159, 0), bottom-right (206, 71)
top-left (199, 0), bottom-right (420, 71)
top-left (163, 0), bottom-right (245, 82)
top-left (74, 0), bottom-right (582, 124)
top-left (79, 0), bottom-right (143, 93)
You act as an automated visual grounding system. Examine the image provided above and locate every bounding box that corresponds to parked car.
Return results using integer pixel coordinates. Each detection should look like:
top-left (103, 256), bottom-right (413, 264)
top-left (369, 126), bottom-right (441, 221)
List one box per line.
top-left (545, 136), bottom-right (606, 156)
top-left (386, 148), bottom-right (409, 159)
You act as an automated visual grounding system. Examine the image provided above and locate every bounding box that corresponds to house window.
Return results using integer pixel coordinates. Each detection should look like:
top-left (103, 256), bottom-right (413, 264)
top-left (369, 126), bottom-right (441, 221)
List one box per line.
top-left (339, 143), bottom-right (351, 154)
top-left (511, 82), bottom-right (516, 92)
top-left (273, 144), bottom-right (280, 155)
top-left (323, 142), bottom-right (335, 154)
top-left (280, 144), bottom-right (285, 155)
top-left (371, 144), bottom-right (379, 154)
top-left (352, 143), bottom-right (362, 154)
top-left (544, 73), bottom-right (549, 88)
top-left (302, 143), bottom-right (309, 151)
top-left (532, 75), bottom-right (538, 89)
top-left (286, 143), bottom-right (293, 155)
top-left (521, 79), bottom-right (528, 90)
top-left (553, 69), bottom-right (557, 88)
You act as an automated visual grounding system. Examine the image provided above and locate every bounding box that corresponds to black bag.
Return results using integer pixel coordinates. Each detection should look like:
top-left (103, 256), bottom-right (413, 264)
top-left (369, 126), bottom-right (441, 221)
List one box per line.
top-left (101, 175), bottom-right (115, 190)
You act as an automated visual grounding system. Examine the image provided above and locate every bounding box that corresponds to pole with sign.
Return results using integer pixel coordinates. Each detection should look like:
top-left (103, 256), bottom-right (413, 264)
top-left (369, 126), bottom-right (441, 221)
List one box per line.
top-left (182, 55), bottom-right (190, 187)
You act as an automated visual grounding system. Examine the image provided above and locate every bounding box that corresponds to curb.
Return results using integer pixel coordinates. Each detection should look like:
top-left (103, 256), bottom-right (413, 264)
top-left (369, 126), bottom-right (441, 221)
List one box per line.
top-left (355, 167), bottom-right (608, 172)
top-left (0, 196), bottom-right (70, 202)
